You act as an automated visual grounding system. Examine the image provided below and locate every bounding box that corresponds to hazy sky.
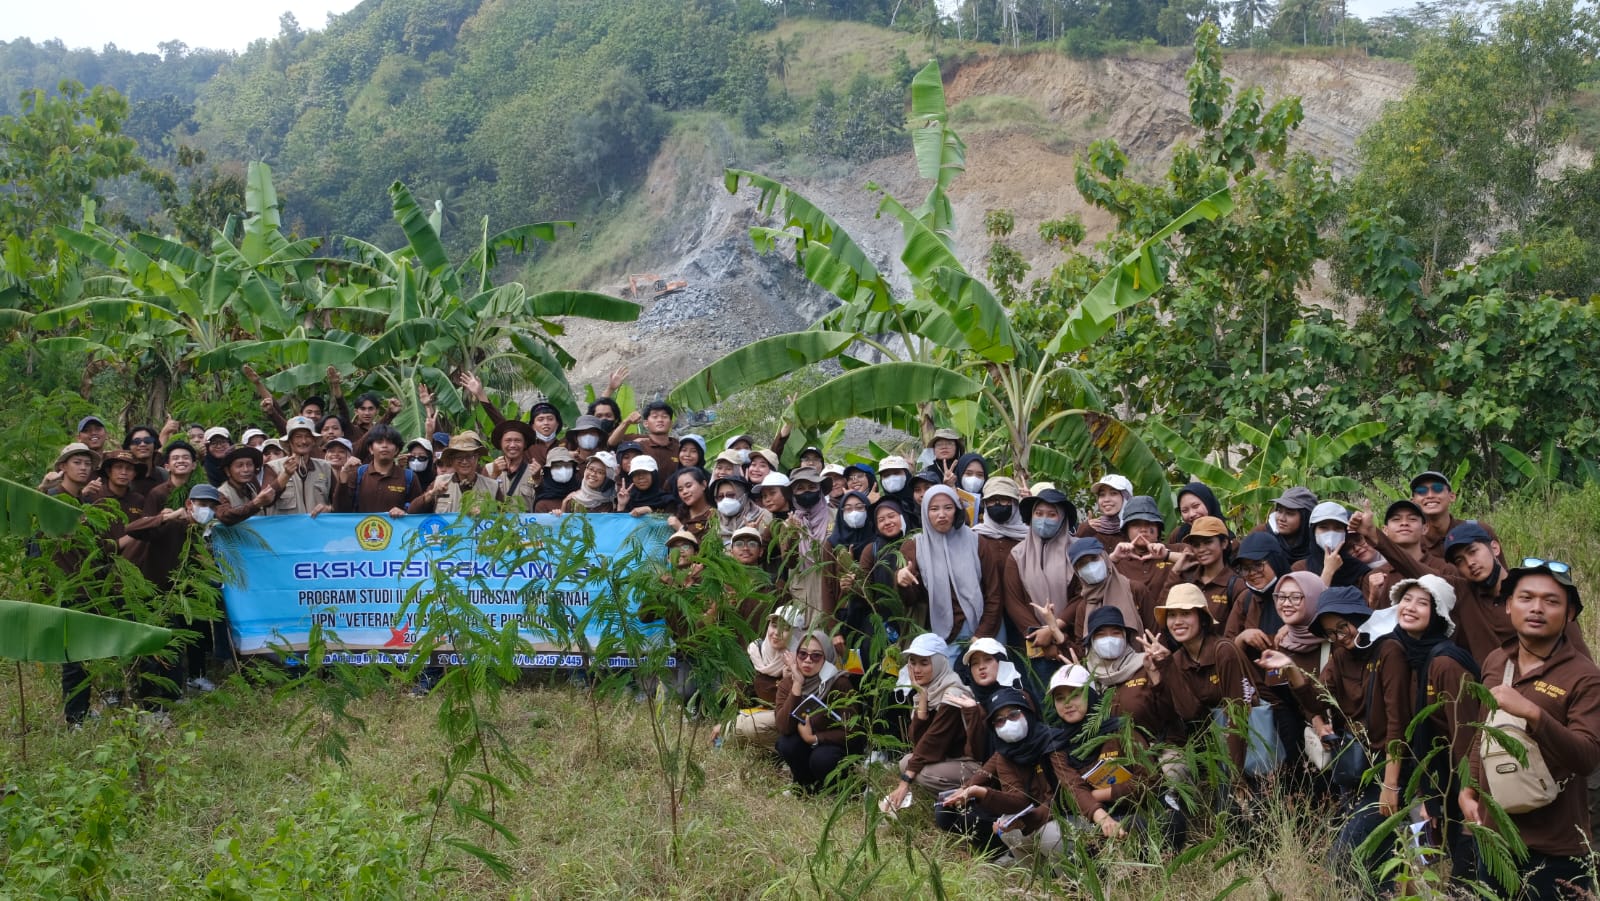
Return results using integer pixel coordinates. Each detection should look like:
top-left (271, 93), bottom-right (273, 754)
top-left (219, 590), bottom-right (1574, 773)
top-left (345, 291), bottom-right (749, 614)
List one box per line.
top-left (1, 2), bottom-right (367, 54)
top-left (4, 0), bottom-right (1405, 55)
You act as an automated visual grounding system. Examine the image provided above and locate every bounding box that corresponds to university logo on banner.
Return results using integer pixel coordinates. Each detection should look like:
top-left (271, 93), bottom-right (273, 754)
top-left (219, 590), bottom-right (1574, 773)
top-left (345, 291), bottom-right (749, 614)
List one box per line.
top-left (355, 516), bottom-right (394, 551)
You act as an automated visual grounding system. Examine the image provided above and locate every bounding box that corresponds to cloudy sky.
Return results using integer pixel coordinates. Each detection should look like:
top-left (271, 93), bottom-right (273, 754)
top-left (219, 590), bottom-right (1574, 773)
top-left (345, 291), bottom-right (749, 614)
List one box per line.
top-left (3, 0), bottom-right (1406, 55)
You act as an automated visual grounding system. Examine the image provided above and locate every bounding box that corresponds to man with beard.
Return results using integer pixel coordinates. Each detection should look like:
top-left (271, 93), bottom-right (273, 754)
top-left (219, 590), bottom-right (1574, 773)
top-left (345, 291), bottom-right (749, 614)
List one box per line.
top-left (1461, 561), bottom-right (1600, 900)
top-left (1426, 522), bottom-right (1589, 664)
top-left (488, 418), bottom-right (540, 512)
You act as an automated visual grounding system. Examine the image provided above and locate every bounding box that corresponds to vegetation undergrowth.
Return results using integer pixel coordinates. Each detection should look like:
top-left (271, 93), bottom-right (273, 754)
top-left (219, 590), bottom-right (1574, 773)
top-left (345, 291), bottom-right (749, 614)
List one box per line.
top-left (3, 486), bottom-right (1598, 898)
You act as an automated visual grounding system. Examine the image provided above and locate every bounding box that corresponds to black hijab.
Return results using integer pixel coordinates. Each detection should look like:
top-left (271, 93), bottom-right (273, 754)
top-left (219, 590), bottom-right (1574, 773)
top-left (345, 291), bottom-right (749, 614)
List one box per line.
top-left (1049, 686), bottom-right (1125, 769)
top-left (985, 688), bottom-right (1057, 767)
top-left (953, 452), bottom-right (988, 486)
top-left (827, 490), bottom-right (875, 558)
top-left (1170, 481), bottom-right (1226, 544)
top-left (867, 497), bottom-right (909, 592)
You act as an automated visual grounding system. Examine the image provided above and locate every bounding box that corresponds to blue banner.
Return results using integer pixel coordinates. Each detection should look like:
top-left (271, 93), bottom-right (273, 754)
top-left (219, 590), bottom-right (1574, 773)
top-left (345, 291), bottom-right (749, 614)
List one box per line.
top-left (210, 513), bottom-right (670, 662)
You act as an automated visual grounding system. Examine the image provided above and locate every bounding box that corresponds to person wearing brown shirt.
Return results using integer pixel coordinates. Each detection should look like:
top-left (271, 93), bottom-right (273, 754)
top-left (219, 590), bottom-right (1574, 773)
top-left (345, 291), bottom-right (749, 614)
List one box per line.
top-left (1375, 517), bottom-right (1592, 664)
top-left (1407, 469), bottom-right (1503, 563)
top-left (608, 400), bottom-right (679, 480)
top-left (940, 688), bottom-right (1077, 859)
top-left (1264, 585), bottom-right (1413, 894)
top-left (1143, 584), bottom-right (1251, 776)
top-left (1001, 489), bottom-right (1078, 688)
top-left (1082, 606), bottom-right (1172, 739)
top-left (894, 487), bottom-right (1002, 643)
top-left (882, 634), bottom-right (984, 810)
top-left (1172, 516), bottom-right (1251, 631)
top-left (774, 630), bottom-right (856, 794)
top-left (332, 425), bottom-right (421, 515)
top-left (1461, 561), bottom-right (1600, 900)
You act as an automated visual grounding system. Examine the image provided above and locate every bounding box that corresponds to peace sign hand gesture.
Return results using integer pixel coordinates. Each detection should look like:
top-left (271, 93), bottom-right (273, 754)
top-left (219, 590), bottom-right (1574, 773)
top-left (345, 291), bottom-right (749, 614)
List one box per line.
top-left (1135, 628), bottom-right (1169, 667)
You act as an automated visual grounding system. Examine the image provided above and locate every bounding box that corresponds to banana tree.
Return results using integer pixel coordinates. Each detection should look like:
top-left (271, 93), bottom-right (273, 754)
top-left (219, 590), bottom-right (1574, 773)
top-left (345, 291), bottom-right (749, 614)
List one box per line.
top-left (1146, 416), bottom-right (1388, 524)
top-left (30, 162), bottom-right (314, 420)
top-left (199, 181), bottom-right (641, 437)
top-left (1, 479), bottom-right (173, 755)
top-left (671, 61), bottom-right (1231, 512)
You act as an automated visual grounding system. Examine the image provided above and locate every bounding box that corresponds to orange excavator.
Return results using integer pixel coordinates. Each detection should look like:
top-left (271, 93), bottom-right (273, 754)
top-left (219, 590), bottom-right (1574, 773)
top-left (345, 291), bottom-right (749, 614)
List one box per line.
top-left (623, 273), bottom-right (688, 299)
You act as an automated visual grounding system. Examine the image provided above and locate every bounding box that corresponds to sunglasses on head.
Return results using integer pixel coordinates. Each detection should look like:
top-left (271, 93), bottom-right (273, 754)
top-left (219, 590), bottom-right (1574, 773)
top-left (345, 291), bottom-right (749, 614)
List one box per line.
top-left (1412, 482), bottom-right (1450, 495)
top-left (1522, 557), bottom-right (1572, 575)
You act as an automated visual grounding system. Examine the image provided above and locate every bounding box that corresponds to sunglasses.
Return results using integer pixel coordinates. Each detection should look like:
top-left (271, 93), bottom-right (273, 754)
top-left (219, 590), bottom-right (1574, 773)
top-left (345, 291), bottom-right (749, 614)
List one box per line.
top-left (129, 436), bottom-right (157, 445)
top-left (1412, 482), bottom-right (1450, 495)
top-left (1522, 557), bottom-right (1572, 575)
top-left (795, 650), bottom-right (825, 663)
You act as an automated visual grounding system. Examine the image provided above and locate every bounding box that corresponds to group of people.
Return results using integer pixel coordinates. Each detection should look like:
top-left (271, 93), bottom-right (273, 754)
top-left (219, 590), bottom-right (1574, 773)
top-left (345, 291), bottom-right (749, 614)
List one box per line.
top-left (34, 369), bottom-right (1600, 898)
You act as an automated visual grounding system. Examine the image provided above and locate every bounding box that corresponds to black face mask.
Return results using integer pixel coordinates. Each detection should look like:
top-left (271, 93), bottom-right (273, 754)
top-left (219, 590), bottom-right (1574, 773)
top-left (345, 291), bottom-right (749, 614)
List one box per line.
top-left (984, 503), bottom-right (1015, 524)
top-left (794, 490), bottom-right (822, 509)
top-left (595, 419), bottom-right (616, 435)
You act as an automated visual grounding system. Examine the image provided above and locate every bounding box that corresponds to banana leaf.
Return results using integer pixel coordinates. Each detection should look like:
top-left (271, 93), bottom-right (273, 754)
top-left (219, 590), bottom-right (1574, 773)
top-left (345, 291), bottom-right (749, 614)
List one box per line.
top-left (789, 362), bottom-right (982, 431)
top-left (668, 330), bottom-right (857, 411)
top-left (1046, 189), bottom-right (1234, 355)
top-left (0, 477), bottom-right (84, 537)
top-left (0, 598), bottom-right (172, 663)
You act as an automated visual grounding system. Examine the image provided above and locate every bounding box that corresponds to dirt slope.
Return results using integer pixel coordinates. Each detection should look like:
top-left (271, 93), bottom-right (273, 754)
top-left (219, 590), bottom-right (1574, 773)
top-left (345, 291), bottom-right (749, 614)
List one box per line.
top-left (558, 47), bottom-right (1411, 403)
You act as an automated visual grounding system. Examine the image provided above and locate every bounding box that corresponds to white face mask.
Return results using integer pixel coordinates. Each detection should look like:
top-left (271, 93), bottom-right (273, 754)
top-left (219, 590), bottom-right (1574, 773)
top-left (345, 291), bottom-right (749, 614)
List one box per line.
top-left (717, 497), bottom-right (743, 517)
top-left (409, 458), bottom-right (429, 472)
top-left (736, 449), bottom-right (751, 465)
top-left (550, 466), bottom-right (573, 484)
top-left (843, 509), bottom-right (867, 529)
top-left (191, 506), bottom-right (215, 525)
top-left (881, 474), bottom-right (907, 493)
top-left (1091, 635), bottom-right (1126, 660)
top-left (1077, 559), bottom-right (1109, 585)
top-left (994, 718), bottom-right (1029, 744)
top-left (1316, 531), bottom-right (1346, 553)
top-left (960, 475), bottom-right (985, 494)
top-left (535, 431), bottom-right (556, 443)
top-left (577, 434), bottom-right (600, 450)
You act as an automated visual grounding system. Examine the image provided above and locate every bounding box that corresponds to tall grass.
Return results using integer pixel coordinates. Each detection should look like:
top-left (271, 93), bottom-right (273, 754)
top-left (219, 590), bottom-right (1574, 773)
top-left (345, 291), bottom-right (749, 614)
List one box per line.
top-left (3, 485), bottom-right (1598, 897)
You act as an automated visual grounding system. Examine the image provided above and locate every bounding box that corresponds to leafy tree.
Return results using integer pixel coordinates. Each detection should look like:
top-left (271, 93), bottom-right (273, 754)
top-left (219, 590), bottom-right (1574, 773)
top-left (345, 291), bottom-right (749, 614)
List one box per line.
top-left (1024, 23), bottom-right (1340, 462)
top-left (1346, 0), bottom-right (1600, 285)
top-left (0, 81), bottom-right (151, 306)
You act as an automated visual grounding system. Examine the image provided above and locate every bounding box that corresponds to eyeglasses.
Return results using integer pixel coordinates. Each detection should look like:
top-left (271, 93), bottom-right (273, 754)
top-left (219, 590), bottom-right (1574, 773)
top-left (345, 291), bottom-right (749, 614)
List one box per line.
top-left (795, 650), bottom-right (825, 663)
top-left (1326, 622), bottom-right (1356, 639)
top-left (129, 436), bottom-right (157, 445)
top-left (1412, 482), bottom-right (1450, 495)
top-left (1273, 593), bottom-right (1305, 605)
top-left (1232, 559), bottom-right (1267, 575)
top-left (731, 539), bottom-right (761, 550)
top-left (1522, 557), bottom-right (1572, 574)
top-left (992, 709), bottom-right (1025, 724)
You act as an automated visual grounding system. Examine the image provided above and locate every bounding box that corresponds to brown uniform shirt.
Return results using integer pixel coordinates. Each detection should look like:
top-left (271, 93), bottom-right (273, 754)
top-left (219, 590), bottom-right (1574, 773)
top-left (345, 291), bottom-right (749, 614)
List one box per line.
top-left (773, 673), bottom-right (852, 747)
top-left (1470, 638), bottom-right (1600, 857)
top-left (1155, 634), bottom-right (1251, 772)
top-left (905, 703), bottom-right (980, 774)
top-left (899, 540), bottom-right (1003, 640)
top-left (334, 462), bottom-right (422, 514)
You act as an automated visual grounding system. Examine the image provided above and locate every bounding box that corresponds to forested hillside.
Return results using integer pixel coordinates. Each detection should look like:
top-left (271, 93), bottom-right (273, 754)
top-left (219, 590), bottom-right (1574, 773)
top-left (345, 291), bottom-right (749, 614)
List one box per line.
top-left (2, 0), bottom-right (1503, 254)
